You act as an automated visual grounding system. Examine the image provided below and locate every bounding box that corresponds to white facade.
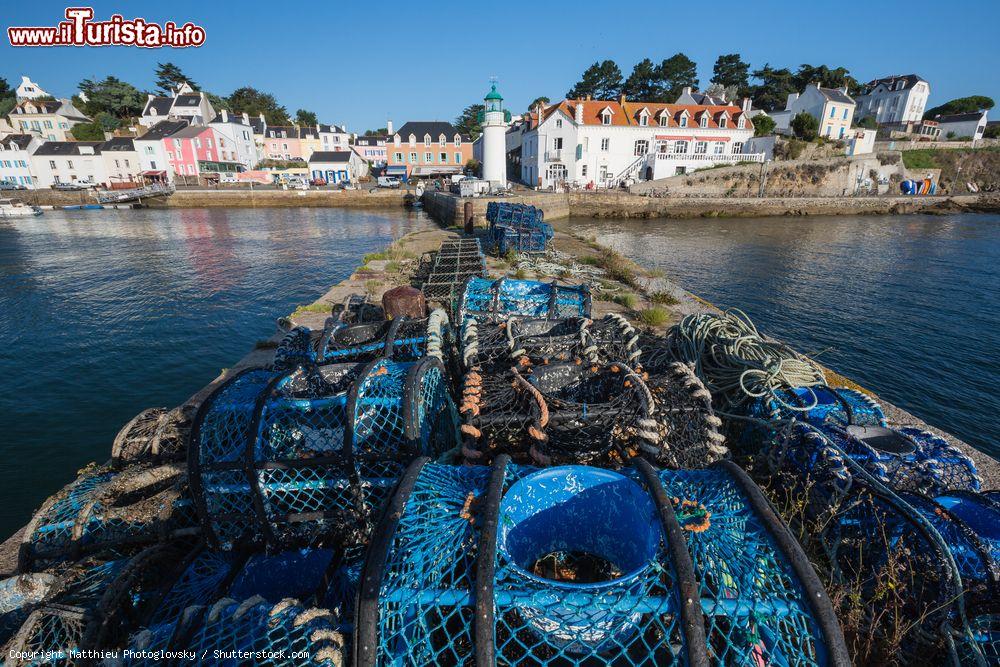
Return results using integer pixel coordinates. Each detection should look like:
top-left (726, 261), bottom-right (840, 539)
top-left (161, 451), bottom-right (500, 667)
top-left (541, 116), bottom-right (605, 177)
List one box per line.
top-left (308, 151), bottom-right (369, 183)
top-left (30, 143), bottom-right (107, 188)
top-left (100, 139), bottom-right (142, 185)
top-left (9, 99), bottom-right (90, 141)
top-left (481, 84), bottom-right (508, 186)
top-left (0, 135), bottom-right (41, 188)
top-left (855, 75), bottom-right (929, 125)
top-left (15, 76), bottom-right (49, 101)
top-left (318, 125), bottom-right (350, 153)
top-left (936, 111), bottom-right (989, 141)
top-left (210, 111), bottom-right (260, 170)
top-left (771, 84), bottom-right (855, 140)
top-left (139, 84), bottom-right (216, 128)
top-left (519, 98), bottom-right (758, 189)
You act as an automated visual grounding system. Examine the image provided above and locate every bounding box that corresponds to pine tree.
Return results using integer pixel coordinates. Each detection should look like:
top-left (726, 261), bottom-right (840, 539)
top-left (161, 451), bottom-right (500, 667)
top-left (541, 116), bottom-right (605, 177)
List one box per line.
top-left (566, 61), bottom-right (623, 100)
top-left (154, 62), bottom-right (197, 95)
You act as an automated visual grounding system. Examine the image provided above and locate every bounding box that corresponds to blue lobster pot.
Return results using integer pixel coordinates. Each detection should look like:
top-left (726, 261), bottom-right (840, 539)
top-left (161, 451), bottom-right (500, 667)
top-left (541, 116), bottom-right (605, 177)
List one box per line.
top-left (498, 467), bottom-right (661, 652)
top-left (936, 493), bottom-right (1000, 560)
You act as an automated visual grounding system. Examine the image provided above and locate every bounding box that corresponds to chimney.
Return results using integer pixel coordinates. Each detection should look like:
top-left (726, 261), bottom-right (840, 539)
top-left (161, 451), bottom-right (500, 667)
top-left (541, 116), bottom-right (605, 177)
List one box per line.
top-left (147, 93), bottom-right (154, 102)
top-left (574, 100), bottom-right (584, 124)
top-left (586, 94), bottom-right (592, 101)
top-left (742, 97), bottom-right (752, 114)
top-left (386, 119), bottom-right (393, 135)
top-left (242, 112), bottom-right (250, 125)
top-left (619, 93), bottom-right (626, 107)
top-left (221, 109), bottom-right (229, 123)
top-left (316, 123), bottom-right (321, 132)
top-left (681, 86), bottom-right (692, 99)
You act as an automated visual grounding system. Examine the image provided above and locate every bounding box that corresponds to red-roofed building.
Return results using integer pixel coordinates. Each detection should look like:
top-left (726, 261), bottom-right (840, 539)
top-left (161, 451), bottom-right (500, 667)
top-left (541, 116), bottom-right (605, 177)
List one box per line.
top-left (517, 95), bottom-right (761, 189)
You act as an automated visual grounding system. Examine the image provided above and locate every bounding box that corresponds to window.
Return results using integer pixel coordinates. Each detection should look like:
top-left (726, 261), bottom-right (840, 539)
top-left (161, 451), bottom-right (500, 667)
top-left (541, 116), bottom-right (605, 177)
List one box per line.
top-left (394, 152), bottom-right (403, 162)
top-left (719, 117), bottom-right (728, 128)
top-left (455, 135), bottom-right (462, 146)
top-left (67, 160), bottom-right (74, 169)
top-left (842, 108), bottom-right (849, 120)
top-left (424, 152), bottom-right (433, 162)
top-left (699, 114), bottom-right (708, 128)
top-left (839, 127), bottom-right (845, 139)
top-left (555, 119), bottom-right (562, 128)
top-left (409, 152), bottom-right (417, 163)
top-left (125, 160), bottom-right (130, 168)
top-left (424, 135), bottom-right (431, 146)
top-left (43, 121), bottom-right (52, 129)
top-left (581, 164), bottom-right (587, 177)
top-left (439, 134), bottom-right (446, 145)
top-left (674, 141), bottom-right (688, 154)
top-left (115, 160), bottom-right (120, 168)
top-left (600, 138), bottom-right (610, 151)
top-left (167, 152), bottom-right (174, 160)
top-left (440, 152), bottom-right (447, 162)
top-left (659, 115), bottom-right (668, 127)
top-left (150, 161), bottom-right (157, 169)
top-left (634, 139), bottom-right (648, 156)
top-left (282, 143), bottom-right (288, 150)
top-left (695, 142), bottom-right (707, 154)
top-left (599, 165), bottom-right (609, 181)
top-left (638, 113), bottom-right (648, 126)
top-left (194, 138), bottom-right (201, 149)
top-left (553, 137), bottom-right (564, 150)
top-left (408, 134), bottom-right (416, 145)
top-left (733, 142), bottom-right (743, 154)
top-left (829, 107), bottom-right (836, 119)
top-left (455, 152), bottom-right (462, 163)
top-left (49, 160), bottom-right (56, 169)
top-left (713, 142), bottom-right (725, 154)
top-left (679, 115), bottom-right (688, 128)
top-left (601, 111), bottom-right (611, 125)
top-left (738, 117), bottom-right (746, 129)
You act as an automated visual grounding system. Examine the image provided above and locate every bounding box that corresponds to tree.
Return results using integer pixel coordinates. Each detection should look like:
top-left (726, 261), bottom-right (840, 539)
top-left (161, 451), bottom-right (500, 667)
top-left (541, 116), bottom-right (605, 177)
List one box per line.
top-left (622, 59), bottom-right (667, 101)
top-left (528, 96), bottom-right (550, 111)
top-left (205, 91), bottom-right (227, 111)
top-left (0, 76), bottom-right (14, 118)
top-left (657, 53), bottom-right (698, 102)
top-left (296, 109), bottom-right (318, 125)
top-left (790, 112), bottom-right (819, 141)
top-left (749, 64), bottom-right (798, 111)
top-left (155, 62), bottom-right (197, 95)
top-left (711, 54), bottom-right (750, 96)
top-left (226, 87), bottom-right (290, 125)
top-left (71, 122), bottom-right (105, 141)
top-left (566, 60), bottom-right (623, 100)
top-left (753, 115), bottom-right (777, 137)
top-left (77, 76), bottom-right (146, 119)
top-left (985, 124), bottom-right (1000, 139)
top-left (793, 64), bottom-right (859, 94)
top-left (924, 96), bottom-right (994, 120)
top-left (94, 112), bottom-right (120, 131)
top-left (855, 116), bottom-right (878, 130)
top-left (364, 128), bottom-right (387, 136)
top-left (455, 104), bottom-right (484, 138)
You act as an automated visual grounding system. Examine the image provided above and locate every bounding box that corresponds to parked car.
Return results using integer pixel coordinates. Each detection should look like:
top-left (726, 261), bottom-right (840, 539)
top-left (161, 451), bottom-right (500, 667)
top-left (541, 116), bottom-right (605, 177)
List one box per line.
top-left (219, 174), bottom-right (239, 184)
top-left (377, 176), bottom-right (401, 188)
top-left (310, 178), bottom-right (327, 186)
top-left (0, 181), bottom-right (27, 191)
top-left (52, 182), bottom-right (90, 191)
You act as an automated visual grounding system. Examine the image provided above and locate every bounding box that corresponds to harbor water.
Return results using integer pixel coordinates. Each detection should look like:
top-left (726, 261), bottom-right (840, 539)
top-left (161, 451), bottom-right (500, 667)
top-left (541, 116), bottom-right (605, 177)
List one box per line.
top-left (0, 207), bottom-right (424, 538)
top-left (573, 213), bottom-right (1000, 460)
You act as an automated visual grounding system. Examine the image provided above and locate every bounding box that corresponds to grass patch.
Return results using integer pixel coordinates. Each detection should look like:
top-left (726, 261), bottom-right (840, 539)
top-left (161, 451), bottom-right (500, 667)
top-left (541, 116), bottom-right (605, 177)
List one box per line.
top-left (513, 268), bottom-right (528, 279)
top-left (650, 291), bottom-right (679, 306)
top-left (503, 248), bottom-right (519, 266)
top-left (363, 246), bottom-right (416, 264)
top-left (595, 248), bottom-right (639, 288)
top-left (364, 279), bottom-right (381, 298)
top-left (637, 307), bottom-right (669, 327)
top-left (385, 261), bottom-right (401, 273)
top-left (613, 293), bottom-right (638, 309)
top-left (291, 302), bottom-right (331, 316)
top-left (901, 149), bottom-right (940, 170)
top-left (577, 255), bottom-right (600, 266)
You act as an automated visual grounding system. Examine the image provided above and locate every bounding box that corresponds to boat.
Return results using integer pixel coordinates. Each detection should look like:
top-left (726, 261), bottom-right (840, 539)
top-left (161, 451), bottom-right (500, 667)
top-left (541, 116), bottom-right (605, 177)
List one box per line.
top-left (0, 198), bottom-right (42, 218)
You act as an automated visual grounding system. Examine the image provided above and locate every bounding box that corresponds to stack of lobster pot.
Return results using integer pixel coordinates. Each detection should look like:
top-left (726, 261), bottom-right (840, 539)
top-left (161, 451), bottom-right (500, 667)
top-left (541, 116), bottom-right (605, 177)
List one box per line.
top-left (417, 238), bottom-right (487, 305)
top-left (486, 202), bottom-right (554, 255)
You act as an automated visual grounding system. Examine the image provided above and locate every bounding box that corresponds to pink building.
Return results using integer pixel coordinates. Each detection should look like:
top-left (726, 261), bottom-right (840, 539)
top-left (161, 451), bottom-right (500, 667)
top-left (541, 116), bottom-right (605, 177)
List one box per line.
top-left (163, 125), bottom-right (244, 179)
top-left (262, 126), bottom-right (303, 160)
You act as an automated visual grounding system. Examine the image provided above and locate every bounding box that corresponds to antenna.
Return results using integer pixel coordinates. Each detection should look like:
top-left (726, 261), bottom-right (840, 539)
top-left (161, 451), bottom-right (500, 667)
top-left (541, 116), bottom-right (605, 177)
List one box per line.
top-left (489, 75), bottom-right (498, 86)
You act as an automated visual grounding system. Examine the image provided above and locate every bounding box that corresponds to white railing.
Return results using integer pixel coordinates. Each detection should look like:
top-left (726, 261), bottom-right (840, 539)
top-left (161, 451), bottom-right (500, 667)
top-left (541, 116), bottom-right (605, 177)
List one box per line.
top-left (545, 150), bottom-right (563, 162)
top-left (653, 152), bottom-right (764, 163)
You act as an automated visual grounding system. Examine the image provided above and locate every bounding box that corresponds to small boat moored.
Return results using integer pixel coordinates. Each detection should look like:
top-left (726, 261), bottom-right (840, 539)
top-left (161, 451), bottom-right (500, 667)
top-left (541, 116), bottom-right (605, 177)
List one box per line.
top-left (0, 198), bottom-right (42, 218)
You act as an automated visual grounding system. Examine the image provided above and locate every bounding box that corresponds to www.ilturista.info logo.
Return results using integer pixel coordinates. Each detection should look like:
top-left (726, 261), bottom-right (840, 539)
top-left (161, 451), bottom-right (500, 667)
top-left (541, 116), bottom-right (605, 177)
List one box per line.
top-left (7, 7), bottom-right (206, 48)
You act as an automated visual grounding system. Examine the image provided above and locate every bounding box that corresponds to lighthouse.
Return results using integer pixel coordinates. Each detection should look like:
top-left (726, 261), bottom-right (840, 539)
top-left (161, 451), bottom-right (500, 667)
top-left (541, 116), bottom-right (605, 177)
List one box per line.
top-left (480, 82), bottom-right (510, 187)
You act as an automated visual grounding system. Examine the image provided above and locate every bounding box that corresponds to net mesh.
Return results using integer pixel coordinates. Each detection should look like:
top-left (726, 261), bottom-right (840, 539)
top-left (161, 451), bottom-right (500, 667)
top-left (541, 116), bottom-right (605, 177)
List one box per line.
top-left (458, 277), bottom-right (591, 326)
top-left (656, 468), bottom-right (829, 666)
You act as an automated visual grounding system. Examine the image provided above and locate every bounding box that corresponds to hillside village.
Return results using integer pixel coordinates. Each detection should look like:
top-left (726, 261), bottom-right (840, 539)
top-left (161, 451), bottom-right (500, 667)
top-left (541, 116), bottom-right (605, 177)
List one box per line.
top-left (0, 57), bottom-right (997, 196)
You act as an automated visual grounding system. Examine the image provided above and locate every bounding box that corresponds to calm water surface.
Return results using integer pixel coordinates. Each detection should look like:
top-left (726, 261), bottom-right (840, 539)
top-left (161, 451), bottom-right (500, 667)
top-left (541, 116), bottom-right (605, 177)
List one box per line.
top-left (573, 214), bottom-right (1000, 459)
top-left (0, 207), bottom-right (425, 537)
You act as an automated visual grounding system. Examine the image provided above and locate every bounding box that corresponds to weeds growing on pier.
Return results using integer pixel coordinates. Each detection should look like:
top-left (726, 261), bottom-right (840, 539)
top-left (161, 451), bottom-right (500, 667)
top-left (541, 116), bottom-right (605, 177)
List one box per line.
top-left (594, 249), bottom-right (639, 288)
top-left (650, 291), bottom-right (679, 306)
top-left (613, 293), bottom-right (638, 309)
top-left (637, 306), bottom-right (669, 326)
top-left (291, 302), bottom-right (333, 317)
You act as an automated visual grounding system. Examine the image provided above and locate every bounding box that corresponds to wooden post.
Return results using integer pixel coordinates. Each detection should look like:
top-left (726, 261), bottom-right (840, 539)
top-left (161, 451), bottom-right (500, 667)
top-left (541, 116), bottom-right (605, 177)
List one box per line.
top-left (464, 201), bottom-right (474, 235)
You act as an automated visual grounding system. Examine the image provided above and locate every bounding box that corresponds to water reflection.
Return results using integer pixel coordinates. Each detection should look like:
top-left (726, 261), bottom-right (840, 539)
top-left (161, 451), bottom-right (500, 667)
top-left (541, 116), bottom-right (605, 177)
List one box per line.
top-left (0, 206), bottom-right (425, 536)
top-left (573, 214), bottom-right (1000, 458)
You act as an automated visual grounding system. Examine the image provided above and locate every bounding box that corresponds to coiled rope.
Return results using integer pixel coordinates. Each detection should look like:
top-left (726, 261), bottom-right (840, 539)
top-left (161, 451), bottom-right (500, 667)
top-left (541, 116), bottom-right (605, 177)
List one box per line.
top-left (666, 309), bottom-right (826, 410)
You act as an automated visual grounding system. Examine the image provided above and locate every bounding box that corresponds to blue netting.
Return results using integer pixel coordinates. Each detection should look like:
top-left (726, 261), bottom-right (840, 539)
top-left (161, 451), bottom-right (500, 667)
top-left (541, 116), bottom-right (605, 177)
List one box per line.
top-left (274, 318), bottom-right (433, 369)
top-left (745, 386), bottom-right (886, 430)
top-left (191, 358), bottom-right (460, 550)
top-left (655, 468), bottom-right (832, 666)
top-left (364, 462), bottom-right (842, 665)
top-left (129, 597), bottom-right (346, 666)
top-left (0, 574), bottom-right (56, 646)
top-left (486, 203), bottom-right (553, 255)
top-left (458, 277), bottom-right (590, 325)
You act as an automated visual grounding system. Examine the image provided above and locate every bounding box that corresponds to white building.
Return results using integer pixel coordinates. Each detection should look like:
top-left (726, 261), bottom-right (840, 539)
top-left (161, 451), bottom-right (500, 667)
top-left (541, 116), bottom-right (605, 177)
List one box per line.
top-left (770, 84), bottom-right (855, 139)
top-left (15, 76), bottom-right (49, 101)
top-left (308, 150), bottom-right (369, 184)
top-left (0, 134), bottom-right (41, 188)
top-left (855, 75), bottom-right (930, 125)
top-left (317, 124), bottom-right (350, 153)
top-left (135, 120), bottom-right (189, 183)
top-left (8, 98), bottom-right (90, 141)
top-left (935, 110), bottom-right (989, 141)
top-left (30, 141), bottom-right (107, 188)
top-left (99, 137), bottom-right (142, 186)
top-left (480, 83), bottom-right (509, 186)
top-left (139, 83), bottom-right (216, 127)
top-left (518, 96), bottom-right (759, 189)
top-left (675, 86), bottom-right (727, 106)
top-left (209, 111), bottom-right (260, 170)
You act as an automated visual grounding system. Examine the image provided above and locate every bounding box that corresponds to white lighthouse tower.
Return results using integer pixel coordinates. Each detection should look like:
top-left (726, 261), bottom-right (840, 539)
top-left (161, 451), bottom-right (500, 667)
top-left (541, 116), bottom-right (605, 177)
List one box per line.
top-left (480, 82), bottom-right (509, 188)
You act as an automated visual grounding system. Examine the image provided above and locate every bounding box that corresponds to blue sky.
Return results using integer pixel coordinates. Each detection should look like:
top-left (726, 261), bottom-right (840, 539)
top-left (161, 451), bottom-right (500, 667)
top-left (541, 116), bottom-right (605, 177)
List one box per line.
top-left (2, 0), bottom-right (998, 132)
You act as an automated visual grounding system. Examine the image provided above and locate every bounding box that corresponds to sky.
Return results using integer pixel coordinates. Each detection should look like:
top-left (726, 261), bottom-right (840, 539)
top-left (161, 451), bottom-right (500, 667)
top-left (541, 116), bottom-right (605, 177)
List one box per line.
top-left (2, 0), bottom-right (999, 132)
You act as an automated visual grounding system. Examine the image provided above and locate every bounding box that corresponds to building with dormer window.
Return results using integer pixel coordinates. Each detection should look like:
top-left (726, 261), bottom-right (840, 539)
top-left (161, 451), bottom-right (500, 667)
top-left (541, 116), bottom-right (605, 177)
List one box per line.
top-left (517, 95), bottom-right (759, 189)
top-left (855, 75), bottom-right (929, 126)
top-left (385, 121), bottom-right (472, 180)
top-left (9, 98), bottom-right (90, 141)
top-left (139, 83), bottom-right (217, 128)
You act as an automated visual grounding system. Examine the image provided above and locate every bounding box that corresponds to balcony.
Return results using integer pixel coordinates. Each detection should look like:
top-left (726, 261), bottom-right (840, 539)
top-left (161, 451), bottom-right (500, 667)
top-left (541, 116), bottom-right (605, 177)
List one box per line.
top-left (544, 149), bottom-right (563, 162)
top-left (653, 151), bottom-right (764, 163)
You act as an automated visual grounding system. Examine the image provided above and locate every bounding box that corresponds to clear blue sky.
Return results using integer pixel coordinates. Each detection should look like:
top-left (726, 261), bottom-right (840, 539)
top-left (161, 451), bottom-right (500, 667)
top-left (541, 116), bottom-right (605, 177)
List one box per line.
top-left (3, 0), bottom-right (998, 131)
